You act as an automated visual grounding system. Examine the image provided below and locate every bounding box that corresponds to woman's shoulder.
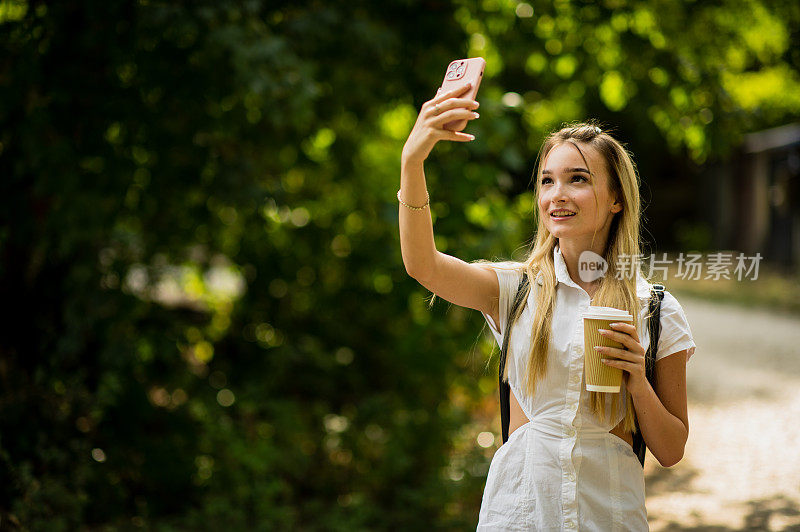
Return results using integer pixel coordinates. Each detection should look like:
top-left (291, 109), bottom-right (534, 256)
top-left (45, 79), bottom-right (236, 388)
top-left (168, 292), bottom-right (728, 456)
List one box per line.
top-left (659, 286), bottom-right (687, 313)
top-left (477, 261), bottom-right (528, 308)
top-left (495, 262), bottom-right (528, 288)
top-left (478, 260), bottom-right (526, 280)
top-left (477, 261), bottom-right (528, 340)
top-left (636, 277), bottom-right (683, 307)
top-left (653, 286), bottom-right (696, 362)
top-left (637, 280), bottom-right (690, 324)
top-left (481, 259), bottom-right (525, 270)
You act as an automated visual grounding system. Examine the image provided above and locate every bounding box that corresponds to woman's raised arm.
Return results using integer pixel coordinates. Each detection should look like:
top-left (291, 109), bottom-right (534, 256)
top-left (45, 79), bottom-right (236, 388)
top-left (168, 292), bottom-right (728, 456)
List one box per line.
top-left (399, 82), bottom-right (478, 277)
top-left (398, 83), bottom-right (498, 321)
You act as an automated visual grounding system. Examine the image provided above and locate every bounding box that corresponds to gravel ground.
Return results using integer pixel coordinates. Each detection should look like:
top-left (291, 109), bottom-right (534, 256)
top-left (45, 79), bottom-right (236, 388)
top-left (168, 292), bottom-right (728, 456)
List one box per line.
top-left (645, 295), bottom-right (800, 531)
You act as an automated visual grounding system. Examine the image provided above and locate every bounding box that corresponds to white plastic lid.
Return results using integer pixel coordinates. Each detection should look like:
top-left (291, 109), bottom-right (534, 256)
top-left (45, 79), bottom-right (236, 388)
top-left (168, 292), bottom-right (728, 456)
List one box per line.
top-left (582, 306), bottom-right (632, 321)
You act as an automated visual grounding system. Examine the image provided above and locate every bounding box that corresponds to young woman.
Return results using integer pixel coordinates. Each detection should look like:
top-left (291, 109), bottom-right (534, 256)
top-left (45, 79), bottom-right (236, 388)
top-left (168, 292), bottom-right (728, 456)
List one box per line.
top-left (399, 83), bottom-right (696, 530)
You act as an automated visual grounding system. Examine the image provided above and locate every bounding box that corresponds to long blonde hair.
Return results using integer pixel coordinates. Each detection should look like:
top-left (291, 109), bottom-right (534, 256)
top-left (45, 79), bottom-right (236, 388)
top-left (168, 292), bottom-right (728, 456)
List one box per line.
top-left (432, 119), bottom-right (656, 433)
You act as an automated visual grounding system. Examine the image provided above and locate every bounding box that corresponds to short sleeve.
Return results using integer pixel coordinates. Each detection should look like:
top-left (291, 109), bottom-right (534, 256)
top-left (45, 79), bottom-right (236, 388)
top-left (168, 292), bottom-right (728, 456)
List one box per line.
top-left (479, 262), bottom-right (524, 348)
top-left (656, 291), bottom-right (697, 363)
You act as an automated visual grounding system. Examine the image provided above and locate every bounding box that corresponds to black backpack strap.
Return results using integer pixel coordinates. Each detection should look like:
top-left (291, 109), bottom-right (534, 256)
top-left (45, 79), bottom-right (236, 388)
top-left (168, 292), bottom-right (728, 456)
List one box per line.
top-left (631, 283), bottom-right (665, 466)
top-left (499, 272), bottom-right (529, 444)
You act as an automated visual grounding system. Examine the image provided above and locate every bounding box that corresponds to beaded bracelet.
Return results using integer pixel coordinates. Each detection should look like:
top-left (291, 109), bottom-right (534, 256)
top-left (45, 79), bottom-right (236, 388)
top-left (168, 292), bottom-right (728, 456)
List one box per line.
top-left (397, 188), bottom-right (430, 211)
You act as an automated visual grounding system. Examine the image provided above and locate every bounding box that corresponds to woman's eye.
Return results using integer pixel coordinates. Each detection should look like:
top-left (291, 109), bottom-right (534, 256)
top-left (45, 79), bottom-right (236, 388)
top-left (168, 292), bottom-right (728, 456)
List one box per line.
top-left (540, 175), bottom-right (587, 184)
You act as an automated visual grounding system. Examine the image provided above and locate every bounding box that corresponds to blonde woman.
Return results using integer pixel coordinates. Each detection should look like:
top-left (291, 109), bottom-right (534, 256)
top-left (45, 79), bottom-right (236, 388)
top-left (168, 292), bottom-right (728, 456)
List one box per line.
top-left (399, 83), bottom-right (696, 530)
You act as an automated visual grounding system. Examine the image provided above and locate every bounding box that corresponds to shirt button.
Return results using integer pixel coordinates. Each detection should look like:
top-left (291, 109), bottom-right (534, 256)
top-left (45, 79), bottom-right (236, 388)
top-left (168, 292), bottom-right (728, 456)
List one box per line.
top-left (568, 472), bottom-right (576, 481)
top-left (568, 428), bottom-right (576, 437)
top-left (566, 520), bottom-right (575, 528)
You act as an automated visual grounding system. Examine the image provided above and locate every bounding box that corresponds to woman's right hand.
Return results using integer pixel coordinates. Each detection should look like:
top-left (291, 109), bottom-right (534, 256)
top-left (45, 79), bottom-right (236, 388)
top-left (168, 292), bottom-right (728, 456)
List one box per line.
top-left (401, 82), bottom-right (480, 165)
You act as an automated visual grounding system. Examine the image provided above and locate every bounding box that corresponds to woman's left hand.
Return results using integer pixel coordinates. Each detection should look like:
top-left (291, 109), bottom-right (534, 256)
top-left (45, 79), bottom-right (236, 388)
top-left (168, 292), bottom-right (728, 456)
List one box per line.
top-left (595, 323), bottom-right (649, 397)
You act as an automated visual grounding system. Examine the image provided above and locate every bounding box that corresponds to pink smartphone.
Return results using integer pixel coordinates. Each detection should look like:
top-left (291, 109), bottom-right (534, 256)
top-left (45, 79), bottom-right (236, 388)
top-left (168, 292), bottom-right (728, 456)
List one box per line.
top-left (439, 57), bottom-right (485, 131)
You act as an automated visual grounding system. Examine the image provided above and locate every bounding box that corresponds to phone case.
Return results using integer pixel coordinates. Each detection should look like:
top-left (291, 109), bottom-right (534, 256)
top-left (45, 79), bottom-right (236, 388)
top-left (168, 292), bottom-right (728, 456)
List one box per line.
top-left (439, 57), bottom-right (485, 131)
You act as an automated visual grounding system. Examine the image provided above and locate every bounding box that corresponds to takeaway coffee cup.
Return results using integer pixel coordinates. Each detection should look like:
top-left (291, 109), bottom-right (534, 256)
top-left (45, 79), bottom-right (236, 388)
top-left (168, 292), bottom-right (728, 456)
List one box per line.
top-left (583, 306), bottom-right (634, 393)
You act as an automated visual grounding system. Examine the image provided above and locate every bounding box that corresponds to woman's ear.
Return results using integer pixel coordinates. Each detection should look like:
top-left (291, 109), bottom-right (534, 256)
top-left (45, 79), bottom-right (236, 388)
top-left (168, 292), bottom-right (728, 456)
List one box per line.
top-left (611, 199), bottom-right (622, 214)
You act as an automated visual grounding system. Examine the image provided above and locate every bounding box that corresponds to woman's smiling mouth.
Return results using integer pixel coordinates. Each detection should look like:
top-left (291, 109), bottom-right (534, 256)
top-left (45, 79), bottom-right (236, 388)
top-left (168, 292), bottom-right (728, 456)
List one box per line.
top-left (550, 209), bottom-right (577, 219)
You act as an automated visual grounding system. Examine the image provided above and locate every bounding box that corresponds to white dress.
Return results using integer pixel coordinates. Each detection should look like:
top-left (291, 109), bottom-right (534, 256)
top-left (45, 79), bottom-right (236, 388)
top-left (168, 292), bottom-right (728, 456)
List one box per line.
top-left (477, 245), bottom-right (697, 531)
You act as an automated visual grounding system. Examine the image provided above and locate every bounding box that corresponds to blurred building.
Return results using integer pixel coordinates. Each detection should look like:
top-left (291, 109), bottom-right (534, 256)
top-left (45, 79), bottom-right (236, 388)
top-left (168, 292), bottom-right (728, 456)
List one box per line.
top-left (703, 122), bottom-right (800, 273)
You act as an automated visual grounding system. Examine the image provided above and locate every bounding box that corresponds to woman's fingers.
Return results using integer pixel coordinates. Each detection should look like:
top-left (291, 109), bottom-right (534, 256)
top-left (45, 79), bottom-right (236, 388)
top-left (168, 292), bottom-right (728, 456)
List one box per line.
top-left (410, 84), bottom-right (479, 147)
top-left (609, 322), bottom-right (640, 343)
top-left (426, 98), bottom-right (479, 118)
top-left (432, 82), bottom-right (472, 105)
top-left (430, 107), bottom-right (479, 128)
top-left (595, 345), bottom-right (633, 360)
top-left (440, 129), bottom-right (475, 142)
top-left (598, 327), bottom-right (640, 352)
top-left (428, 90), bottom-right (479, 112)
top-left (425, 84), bottom-right (475, 114)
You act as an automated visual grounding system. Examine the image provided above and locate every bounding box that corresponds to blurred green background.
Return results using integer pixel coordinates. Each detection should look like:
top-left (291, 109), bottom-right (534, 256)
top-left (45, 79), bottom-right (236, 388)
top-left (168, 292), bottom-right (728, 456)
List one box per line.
top-left (1, 0), bottom-right (798, 530)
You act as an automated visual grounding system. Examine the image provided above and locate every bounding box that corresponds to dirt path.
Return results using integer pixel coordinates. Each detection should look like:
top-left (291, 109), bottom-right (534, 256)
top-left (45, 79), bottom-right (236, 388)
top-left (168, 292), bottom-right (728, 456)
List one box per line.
top-left (645, 295), bottom-right (800, 531)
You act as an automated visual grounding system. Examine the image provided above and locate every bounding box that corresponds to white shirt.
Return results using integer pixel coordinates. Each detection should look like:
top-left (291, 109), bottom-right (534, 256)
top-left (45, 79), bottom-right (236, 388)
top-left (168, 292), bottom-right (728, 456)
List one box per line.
top-left (477, 245), bottom-right (697, 531)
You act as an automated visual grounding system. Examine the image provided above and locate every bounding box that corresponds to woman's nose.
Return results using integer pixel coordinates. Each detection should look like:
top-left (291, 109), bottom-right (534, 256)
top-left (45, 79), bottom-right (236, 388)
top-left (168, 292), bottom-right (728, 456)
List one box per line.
top-left (551, 182), bottom-right (570, 200)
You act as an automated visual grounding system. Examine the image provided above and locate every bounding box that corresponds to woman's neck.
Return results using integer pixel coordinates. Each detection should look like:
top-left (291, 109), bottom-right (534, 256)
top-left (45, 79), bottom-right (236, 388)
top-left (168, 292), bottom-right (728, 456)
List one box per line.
top-left (557, 238), bottom-right (609, 287)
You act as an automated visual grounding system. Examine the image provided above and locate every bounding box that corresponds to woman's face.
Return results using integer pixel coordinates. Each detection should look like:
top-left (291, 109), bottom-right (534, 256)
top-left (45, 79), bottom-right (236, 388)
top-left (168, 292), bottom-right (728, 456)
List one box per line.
top-left (537, 142), bottom-right (621, 241)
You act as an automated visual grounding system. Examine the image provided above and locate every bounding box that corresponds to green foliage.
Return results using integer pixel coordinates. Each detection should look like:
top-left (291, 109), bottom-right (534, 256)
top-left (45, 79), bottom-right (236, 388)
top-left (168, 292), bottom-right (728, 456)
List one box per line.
top-left (455, 0), bottom-right (800, 162)
top-left (0, 0), bottom-right (798, 529)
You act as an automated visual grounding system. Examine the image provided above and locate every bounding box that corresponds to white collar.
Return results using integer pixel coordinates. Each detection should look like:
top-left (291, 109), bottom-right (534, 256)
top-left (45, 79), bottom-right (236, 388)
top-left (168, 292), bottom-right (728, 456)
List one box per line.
top-left (534, 244), bottom-right (653, 300)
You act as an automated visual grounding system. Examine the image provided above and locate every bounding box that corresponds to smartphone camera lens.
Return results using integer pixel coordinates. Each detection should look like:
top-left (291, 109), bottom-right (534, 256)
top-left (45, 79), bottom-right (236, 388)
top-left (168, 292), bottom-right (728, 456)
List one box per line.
top-left (456, 66), bottom-right (465, 76)
top-left (448, 62), bottom-right (459, 71)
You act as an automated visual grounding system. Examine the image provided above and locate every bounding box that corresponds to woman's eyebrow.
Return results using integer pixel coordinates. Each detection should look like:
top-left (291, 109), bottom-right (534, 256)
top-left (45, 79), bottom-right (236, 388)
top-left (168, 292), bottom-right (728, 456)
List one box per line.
top-left (542, 167), bottom-right (590, 175)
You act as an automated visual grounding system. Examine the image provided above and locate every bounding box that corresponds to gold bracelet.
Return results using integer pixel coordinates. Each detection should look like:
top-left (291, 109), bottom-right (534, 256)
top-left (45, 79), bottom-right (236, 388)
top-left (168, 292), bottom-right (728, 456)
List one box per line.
top-left (397, 188), bottom-right (430, 211)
